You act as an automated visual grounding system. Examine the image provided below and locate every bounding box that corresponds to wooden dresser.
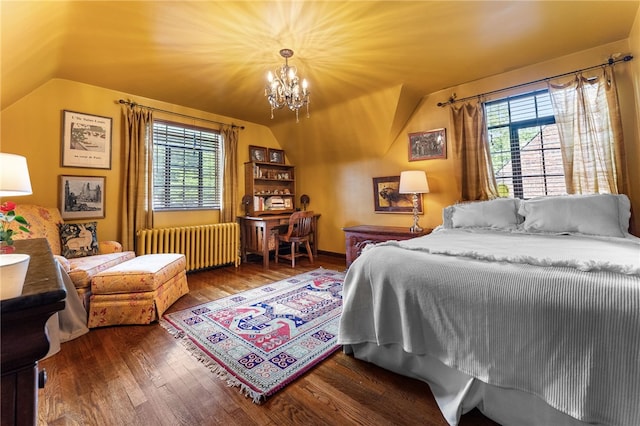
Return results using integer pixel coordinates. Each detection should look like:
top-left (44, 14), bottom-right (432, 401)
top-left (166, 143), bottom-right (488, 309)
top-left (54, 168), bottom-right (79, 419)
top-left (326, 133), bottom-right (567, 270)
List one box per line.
top-left (343, 225), bottom-right (431, 267)
top-left (1, 239), bottom-right (66, 426)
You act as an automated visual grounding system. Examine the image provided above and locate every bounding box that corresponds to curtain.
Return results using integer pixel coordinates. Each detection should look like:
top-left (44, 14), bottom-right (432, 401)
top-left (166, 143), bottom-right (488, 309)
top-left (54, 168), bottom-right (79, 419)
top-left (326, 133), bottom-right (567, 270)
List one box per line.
top-left (450, 102), bottom-right (498, 201)
top-left (548, 67), bottom-right (628, 194)
top-left (120, 105), bottom-right (153, 251)
top-left (220, 125), bottom-right (239, 223)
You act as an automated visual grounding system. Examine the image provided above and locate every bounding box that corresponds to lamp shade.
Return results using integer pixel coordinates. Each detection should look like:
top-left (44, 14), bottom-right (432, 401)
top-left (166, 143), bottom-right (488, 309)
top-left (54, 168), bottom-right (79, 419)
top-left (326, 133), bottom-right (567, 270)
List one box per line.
top-left (0, 153), bottom-right (32, 197)
top-left (399, 170), bottom-right (429, 194)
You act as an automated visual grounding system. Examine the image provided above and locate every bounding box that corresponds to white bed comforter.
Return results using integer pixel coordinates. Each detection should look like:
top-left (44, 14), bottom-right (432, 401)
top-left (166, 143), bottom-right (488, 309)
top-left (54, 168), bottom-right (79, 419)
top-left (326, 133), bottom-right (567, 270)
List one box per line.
top-left (338, 228), bottom-right (640, 426)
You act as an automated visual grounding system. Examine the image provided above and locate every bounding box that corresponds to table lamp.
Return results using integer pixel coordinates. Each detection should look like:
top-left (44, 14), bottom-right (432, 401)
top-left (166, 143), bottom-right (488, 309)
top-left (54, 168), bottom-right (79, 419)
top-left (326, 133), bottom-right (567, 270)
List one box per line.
top-left (399, 170), bottom-right (429, 233)
top-left (0, 153), bottom-right (33, 196)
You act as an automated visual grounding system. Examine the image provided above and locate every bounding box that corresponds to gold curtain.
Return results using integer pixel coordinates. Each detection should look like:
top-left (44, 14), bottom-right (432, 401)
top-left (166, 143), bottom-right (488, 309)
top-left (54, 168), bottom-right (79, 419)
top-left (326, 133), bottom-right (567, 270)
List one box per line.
top-left (120, 105), bottom-right (153, 251)
top-left (450, 102), bottom-right (498, 201)
top-left (221, 125), bottom-right (239, 223)
top-left (548, 67), bottom-right (628, 195)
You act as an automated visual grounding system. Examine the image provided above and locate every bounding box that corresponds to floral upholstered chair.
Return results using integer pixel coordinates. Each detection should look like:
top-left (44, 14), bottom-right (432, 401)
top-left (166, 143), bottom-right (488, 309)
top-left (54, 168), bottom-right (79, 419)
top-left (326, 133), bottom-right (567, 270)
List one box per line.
top-left (11, 204), bottom-right (135, 311)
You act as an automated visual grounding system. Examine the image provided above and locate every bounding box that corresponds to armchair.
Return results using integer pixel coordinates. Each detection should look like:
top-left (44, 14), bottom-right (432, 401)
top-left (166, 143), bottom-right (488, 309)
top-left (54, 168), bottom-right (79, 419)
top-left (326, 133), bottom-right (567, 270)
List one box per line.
top-left (11, 205), bottom-right (135, 310)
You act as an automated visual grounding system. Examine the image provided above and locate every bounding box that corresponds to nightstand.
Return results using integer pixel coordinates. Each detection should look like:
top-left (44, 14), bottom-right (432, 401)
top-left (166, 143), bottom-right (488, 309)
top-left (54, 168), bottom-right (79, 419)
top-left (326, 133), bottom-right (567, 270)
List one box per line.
top-left (342, 225), bottom-right (431, 267)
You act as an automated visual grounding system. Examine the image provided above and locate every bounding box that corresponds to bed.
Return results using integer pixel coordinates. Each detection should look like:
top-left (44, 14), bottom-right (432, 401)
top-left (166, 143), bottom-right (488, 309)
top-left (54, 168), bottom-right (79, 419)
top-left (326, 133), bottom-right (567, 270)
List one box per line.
top-left (338, 194), bottom-right (640, 426)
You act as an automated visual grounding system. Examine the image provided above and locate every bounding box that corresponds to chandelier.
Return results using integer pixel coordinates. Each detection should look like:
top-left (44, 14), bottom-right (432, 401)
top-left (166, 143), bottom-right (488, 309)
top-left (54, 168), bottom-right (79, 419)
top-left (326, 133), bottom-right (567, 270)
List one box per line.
top-left (265, 49), bottom-right (310, 122)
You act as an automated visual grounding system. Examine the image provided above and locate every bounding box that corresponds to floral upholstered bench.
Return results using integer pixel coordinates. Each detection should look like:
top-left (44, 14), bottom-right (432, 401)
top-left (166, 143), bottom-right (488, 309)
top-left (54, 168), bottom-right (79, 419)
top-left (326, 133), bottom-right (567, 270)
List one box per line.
top-left (87, 253), bottom-right (189, 328)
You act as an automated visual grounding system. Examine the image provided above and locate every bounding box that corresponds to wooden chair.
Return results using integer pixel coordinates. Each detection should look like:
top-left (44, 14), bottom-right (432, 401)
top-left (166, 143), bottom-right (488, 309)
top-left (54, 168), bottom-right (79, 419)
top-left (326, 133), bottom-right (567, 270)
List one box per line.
top-left (275, 210), bottom-right (315, 267)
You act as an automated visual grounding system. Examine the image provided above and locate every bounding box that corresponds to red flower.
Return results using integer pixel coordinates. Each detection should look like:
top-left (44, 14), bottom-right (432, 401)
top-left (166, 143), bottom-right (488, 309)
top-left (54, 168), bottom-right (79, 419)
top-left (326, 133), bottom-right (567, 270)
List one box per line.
top-left (0, 201), bottom-right (16, 213)
top-left (0, 201), bottom-right (30, 246)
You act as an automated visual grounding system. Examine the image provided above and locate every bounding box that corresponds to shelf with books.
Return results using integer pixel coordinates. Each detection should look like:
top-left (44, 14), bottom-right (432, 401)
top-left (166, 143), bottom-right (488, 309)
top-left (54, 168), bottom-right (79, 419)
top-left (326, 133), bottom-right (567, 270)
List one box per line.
top-left (245, 162), bottom-right (296, 216)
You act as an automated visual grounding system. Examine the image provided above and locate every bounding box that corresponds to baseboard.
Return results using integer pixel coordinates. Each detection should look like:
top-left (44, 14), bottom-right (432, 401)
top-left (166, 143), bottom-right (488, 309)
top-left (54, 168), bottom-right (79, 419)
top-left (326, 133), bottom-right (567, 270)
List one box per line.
top-left (317, 250), bottom-right (345, 259)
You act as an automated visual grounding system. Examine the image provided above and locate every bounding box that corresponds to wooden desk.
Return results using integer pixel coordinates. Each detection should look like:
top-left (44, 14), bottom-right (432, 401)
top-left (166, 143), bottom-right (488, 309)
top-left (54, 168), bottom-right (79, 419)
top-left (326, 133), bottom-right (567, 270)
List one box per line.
top-left (238, 213), bottom-right (320, 269)
top-left (1, 239), bottom-right (66, 426)
top-left (342, 225), bottom-right (431, 267)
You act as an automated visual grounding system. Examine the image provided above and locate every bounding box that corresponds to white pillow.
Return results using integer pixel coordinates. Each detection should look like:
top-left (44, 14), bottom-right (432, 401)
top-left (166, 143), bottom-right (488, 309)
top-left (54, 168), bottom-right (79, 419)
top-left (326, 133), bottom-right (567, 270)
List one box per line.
top-left (444, 198), bottom-right (520, 229)
top-left (518, 194), bottom-right (628, 237)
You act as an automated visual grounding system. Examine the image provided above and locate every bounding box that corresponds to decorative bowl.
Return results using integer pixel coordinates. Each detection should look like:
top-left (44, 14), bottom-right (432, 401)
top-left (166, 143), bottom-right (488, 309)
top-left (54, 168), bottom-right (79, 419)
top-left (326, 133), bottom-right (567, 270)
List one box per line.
top-left (0, 254), bottom-right (31, 299)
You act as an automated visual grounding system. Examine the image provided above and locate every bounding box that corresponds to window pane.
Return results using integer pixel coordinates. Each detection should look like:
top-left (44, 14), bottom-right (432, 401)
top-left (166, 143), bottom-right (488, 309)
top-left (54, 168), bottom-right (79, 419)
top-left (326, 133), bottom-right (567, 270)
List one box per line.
top-left (485, 90), bottom-right (564, 199)
top-left (522, 175), bottom-right (566, 199)
top-left (152, 121), bottom-right (221, 210)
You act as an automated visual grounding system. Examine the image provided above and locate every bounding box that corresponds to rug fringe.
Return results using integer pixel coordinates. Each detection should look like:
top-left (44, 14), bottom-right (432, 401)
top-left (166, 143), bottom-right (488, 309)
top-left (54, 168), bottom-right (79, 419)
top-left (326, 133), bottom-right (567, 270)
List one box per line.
top-left (159, 318), bottom-right (265, 404)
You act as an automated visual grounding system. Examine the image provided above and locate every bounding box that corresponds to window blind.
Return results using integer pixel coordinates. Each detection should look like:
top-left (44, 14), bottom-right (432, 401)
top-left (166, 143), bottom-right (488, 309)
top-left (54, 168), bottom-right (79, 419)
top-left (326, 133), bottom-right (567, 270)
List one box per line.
top-left (152, 121), bottom-right (221, 210)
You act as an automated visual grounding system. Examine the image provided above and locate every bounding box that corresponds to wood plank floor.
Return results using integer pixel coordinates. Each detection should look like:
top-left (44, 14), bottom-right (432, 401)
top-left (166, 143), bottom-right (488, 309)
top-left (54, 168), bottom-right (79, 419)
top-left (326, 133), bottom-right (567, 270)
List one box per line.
top-left (38, 254), bottom-right (499, 426)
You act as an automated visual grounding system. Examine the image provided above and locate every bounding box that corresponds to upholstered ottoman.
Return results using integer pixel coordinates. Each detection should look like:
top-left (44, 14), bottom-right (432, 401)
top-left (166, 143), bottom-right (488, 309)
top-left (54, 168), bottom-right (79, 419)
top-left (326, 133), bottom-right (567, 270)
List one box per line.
top-left (88, 254), bottom-right (189, 328)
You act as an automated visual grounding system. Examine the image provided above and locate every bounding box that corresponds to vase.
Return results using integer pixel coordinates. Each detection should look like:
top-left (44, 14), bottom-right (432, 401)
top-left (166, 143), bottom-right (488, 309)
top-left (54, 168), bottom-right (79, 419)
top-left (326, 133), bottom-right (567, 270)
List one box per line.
top-left (0, 241), bottom-right (15, 254)
top-left (0, 253), bottom-right (31, 299)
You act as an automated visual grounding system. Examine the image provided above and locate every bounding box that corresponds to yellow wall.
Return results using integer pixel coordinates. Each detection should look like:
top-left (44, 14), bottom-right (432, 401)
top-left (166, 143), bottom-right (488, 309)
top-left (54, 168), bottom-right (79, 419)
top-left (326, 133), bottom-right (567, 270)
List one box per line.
top-left (2, 37), bottom-right (639, 253)
top-left (0, 79), bottom-right (279, 242)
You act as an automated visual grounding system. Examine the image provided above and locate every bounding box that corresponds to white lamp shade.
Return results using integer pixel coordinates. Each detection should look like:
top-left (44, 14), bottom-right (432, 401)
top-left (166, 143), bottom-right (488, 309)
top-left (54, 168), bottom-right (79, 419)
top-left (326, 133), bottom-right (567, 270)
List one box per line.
top-left (0, 153), bottom-right (32, 196)
top-left (399, 170), bottom-right (429, 194)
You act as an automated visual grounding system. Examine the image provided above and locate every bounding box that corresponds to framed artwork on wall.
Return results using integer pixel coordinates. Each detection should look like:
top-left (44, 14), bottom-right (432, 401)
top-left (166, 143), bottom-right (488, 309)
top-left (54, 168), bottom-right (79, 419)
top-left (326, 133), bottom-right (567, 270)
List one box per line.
top-left (61, 110), bottom-right (112, 169)
top-left (249, 145), bottom-right (268, 162)
top-left (59, 175), bottom-right (106, 220)
top-left (408, 128), bottom-right (447, 161)
top-left (268, 148), bottom-right (285, 164)
top-left (372, 176), bottom-right (422, 214)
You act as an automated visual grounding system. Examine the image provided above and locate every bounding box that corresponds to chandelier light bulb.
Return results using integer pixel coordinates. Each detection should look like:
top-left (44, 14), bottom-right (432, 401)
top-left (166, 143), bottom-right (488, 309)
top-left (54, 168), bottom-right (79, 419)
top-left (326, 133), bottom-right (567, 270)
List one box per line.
top-left (264, 48), bottom-right (310, 122)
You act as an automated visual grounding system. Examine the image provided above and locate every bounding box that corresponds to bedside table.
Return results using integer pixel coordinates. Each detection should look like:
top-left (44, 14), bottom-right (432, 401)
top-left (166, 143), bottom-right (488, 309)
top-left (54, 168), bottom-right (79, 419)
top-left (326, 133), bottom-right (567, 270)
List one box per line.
top-left (342, 225), bottom-right (431, 267)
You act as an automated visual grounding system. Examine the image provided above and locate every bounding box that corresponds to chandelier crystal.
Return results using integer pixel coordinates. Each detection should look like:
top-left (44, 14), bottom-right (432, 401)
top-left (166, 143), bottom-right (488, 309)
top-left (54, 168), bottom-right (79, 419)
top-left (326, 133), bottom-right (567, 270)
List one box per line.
top-left (265, 49), bottom-right (310, 122)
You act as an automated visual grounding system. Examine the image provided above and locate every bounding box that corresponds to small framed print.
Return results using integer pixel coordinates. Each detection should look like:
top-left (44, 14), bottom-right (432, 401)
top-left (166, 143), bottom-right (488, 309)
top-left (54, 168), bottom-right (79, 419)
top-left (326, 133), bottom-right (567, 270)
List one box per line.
top-left (284, 198), bottom-right (293, 209)
top-left (249, 145), bottom-right (267, 162)
top-left (59, 175), bottom-right (106, 220)
top-left (61, 110), bottom-right (112, 169)
top-left (372, 176), bottom-right (422, 214)
top-left (408, 128), bottom-right (447, 161)
top-left (268, 148), bottom-right (285, 164)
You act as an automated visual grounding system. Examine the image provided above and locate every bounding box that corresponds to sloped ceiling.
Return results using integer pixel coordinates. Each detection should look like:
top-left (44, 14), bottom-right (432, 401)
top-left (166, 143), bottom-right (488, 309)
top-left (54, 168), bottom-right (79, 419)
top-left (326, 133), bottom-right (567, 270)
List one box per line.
top-left (2, 1), bottom-right (638, 126)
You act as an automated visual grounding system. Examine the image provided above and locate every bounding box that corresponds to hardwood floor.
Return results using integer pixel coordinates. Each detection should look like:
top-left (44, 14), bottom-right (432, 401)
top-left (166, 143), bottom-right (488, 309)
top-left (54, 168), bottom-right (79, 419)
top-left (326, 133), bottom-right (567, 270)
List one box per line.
top-left (37, 254), bottom-right (498, 426)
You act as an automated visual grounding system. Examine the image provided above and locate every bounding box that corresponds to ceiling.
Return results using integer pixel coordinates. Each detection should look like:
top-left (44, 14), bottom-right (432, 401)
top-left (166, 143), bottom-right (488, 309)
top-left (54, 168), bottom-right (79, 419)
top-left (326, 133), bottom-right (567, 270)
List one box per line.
top-left (2, 1), bottom-right (638, 126)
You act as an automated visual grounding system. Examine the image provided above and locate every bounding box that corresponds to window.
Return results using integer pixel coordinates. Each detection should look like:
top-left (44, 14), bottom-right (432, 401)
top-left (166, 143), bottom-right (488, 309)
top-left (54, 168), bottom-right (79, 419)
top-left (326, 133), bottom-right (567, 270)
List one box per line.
top-left (152, 120), bottom-right (221, 210)
top-left (485, 90), bottom-right (565, 199)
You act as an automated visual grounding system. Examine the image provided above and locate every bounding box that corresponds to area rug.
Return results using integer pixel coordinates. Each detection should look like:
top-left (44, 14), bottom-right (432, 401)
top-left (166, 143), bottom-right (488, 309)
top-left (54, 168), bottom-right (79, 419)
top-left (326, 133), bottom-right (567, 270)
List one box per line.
top-left (160, 268), bottom-right (345, 403)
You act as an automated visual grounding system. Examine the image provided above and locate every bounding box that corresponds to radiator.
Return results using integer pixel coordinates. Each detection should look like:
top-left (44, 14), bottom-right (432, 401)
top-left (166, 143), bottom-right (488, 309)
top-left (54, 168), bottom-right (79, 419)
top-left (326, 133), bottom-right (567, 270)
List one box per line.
top-left (136, 223), bottom-right (240, 272)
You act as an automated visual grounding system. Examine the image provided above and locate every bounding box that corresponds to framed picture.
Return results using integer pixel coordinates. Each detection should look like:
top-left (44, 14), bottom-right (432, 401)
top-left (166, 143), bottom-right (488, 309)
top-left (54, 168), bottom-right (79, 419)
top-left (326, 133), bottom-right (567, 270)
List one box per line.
top-left (61, 110), bottom-right (112, 169)
top-left (268, 148), bottom-right (285, 164)
top-left (59, 175), bottom-right (106, 220)
top-left (249, 145), bottom-right (267, 162)
top-left (408, 128), bottom-right (447, 161)
top-left (373, 176), bottom-right (423, 214)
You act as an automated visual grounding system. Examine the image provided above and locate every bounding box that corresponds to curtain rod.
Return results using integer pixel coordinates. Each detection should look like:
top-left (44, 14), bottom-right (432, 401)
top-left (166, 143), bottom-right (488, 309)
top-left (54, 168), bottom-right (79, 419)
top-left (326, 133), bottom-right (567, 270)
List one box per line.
top-left (437, 54), bottom-right (634, 107)
top-left (118, 99), bottom-right (245, 129)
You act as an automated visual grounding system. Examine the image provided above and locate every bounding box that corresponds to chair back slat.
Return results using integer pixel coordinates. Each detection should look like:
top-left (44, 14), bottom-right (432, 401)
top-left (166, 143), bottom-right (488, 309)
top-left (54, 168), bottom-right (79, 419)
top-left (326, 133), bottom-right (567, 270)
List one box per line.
top-left (284, 210), bottom-right (314, 239)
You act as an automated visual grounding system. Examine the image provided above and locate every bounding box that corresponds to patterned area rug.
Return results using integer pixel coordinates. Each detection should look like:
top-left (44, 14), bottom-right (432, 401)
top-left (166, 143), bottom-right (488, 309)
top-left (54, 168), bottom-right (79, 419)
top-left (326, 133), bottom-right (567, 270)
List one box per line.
top-left (160, 268), bottom-right (345, 403)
